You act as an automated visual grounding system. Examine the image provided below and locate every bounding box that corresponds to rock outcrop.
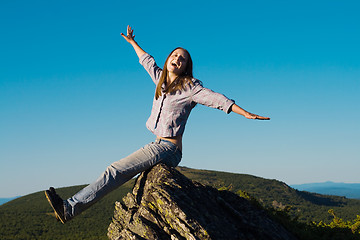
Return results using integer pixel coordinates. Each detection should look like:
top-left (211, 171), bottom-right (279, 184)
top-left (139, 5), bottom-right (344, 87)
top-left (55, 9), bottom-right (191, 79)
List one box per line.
top-left (107, 164), bottom-right (297, 240)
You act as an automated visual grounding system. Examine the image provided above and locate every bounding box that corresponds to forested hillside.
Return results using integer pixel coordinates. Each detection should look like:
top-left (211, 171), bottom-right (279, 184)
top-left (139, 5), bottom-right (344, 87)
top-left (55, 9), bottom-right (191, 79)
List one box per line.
top-left (1, 166), bottom-right (360, 239)
top-left (177, 167), bottom-right (360, 223)
top-left (0, 181), bottom-right (135, 240)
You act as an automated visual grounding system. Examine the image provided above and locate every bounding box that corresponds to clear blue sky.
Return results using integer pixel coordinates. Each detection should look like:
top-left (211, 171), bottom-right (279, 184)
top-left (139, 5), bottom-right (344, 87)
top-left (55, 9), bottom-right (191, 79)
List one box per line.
top-left (1, 0), bottom-right (359, 198)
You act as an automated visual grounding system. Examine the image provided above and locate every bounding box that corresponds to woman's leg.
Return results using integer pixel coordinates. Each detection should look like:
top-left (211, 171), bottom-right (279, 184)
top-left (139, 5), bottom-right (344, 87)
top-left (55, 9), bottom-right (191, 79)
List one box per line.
top-left (64, 139), bottom-right (182, 219)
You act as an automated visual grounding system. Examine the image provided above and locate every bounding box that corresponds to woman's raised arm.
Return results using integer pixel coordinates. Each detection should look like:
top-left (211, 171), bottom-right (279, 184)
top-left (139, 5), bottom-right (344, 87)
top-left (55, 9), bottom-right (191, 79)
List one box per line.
top-left (121, 25), bottom-right (146, 59)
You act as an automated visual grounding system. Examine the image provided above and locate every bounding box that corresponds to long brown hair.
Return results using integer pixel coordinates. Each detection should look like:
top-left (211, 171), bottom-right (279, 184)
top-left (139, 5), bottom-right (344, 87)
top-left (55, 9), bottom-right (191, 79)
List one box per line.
top-left (155, 47), bottom-right (193, 100)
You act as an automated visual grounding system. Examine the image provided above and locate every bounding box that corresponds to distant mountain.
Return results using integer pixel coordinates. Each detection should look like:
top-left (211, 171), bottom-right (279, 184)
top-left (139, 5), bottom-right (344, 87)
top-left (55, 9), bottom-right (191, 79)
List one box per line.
top-left (0, 196), bottom-right (20, 206)
top-left (291, 181), bottom-right (360, 199)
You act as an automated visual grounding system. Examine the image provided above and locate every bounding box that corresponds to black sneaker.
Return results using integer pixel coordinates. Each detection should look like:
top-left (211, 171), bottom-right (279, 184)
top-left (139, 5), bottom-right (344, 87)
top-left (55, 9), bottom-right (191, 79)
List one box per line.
top-left (44, 187), bottom-right (67, 224)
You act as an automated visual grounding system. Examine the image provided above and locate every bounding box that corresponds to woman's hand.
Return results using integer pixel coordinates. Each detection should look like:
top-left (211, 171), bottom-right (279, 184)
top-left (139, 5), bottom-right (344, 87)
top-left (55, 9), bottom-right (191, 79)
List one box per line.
top-left (121, 25), bottom-right (136, 43)
top-left (120, 25), bottom-right (146, 58)
top-left (244, 112), bottom-right (270, 120)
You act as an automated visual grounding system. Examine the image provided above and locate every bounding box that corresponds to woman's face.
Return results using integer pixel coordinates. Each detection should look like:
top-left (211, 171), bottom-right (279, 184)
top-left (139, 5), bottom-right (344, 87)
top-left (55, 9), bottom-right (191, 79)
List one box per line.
top-left (166, 49), bottom-right (188, 75)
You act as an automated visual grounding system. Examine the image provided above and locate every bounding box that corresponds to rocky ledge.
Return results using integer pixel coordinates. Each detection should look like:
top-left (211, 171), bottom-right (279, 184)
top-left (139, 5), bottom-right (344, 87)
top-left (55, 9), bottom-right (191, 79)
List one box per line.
top-left (107, 164), bottom-right (297, 240)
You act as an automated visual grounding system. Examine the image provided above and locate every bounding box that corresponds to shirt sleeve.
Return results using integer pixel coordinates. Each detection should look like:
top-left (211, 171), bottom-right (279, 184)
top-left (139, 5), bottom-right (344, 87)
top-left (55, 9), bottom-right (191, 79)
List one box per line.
top-left (139, 53), bottom-right (163, 85)
top-left (191, 81), bottom-right (235, 114)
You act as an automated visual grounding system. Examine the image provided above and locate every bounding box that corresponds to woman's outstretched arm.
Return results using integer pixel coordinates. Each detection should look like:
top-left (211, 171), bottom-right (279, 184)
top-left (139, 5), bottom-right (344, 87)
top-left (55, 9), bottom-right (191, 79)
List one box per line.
top-left (121, 25), bottom-right (146, 59)
top-left (230, 104), bottom-right (270, 120)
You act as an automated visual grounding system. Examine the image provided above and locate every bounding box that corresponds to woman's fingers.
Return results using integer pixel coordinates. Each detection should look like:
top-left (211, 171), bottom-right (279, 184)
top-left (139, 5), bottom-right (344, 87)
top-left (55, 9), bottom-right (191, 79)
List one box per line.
top-left (121, 26), bottom-right (135, 42)
top-left (255, 115), bottom-right (270, 120)
top-left (127, 25), bottom-right (134, 37)
top-left (245, 113), bottom-right (270, 120)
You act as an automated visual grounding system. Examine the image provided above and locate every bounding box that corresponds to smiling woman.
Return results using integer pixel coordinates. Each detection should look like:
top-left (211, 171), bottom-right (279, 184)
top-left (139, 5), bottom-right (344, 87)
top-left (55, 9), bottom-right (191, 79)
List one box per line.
top-left (155, 47), bottom-right (194, 101)
top-left (44, 25), bottom-right (270, 224)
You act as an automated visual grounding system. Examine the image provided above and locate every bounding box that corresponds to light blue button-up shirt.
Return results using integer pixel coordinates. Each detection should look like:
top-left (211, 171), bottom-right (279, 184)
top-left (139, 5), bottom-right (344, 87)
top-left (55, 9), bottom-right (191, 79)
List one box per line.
top-left (140, 53), bottom-right (235, 137)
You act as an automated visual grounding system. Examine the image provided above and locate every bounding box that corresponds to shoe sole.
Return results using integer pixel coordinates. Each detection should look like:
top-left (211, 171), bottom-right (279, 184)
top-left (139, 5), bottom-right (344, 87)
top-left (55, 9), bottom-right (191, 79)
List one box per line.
top-left (44, 190), bottom-right (66, 224)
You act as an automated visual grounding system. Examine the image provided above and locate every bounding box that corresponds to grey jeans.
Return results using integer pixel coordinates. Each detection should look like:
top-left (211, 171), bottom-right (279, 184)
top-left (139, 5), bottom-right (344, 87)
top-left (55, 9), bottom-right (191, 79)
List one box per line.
top-left (65, 139), bottom-right (182, 219)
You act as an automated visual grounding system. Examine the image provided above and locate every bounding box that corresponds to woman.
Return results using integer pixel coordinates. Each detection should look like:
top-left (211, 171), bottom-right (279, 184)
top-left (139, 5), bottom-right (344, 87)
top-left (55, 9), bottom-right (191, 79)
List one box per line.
top-left (45, 26), bottom-right (270, 224)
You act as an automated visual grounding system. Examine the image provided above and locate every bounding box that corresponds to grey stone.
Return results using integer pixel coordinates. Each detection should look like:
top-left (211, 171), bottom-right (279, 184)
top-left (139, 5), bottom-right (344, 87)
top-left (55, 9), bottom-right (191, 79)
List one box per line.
top-left (108, 164), bottom-right (297, 240)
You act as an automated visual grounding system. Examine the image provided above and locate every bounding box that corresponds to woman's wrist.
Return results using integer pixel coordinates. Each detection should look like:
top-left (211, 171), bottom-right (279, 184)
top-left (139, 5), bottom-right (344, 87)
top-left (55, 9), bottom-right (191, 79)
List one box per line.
top-left (129, 39), bottom-right (137, 45)
top-left (231, 104), bottom-right (247, 116)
